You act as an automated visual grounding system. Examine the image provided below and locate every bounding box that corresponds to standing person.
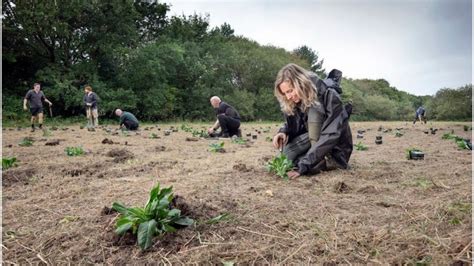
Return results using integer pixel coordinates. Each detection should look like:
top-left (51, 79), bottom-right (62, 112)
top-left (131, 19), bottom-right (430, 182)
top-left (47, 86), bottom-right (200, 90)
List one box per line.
top-left (272, 63), bottom-right (353, 179)
top-left (413, 106), bottom-right (426, 125)
top-left (83, 85), bottom-right (99, 131)
top-left (23, 83), bottom-right (53, 132)
top-left (207, 96), bottom-right (241, 138)
top-left (115, 109), bottom-right (139, 130)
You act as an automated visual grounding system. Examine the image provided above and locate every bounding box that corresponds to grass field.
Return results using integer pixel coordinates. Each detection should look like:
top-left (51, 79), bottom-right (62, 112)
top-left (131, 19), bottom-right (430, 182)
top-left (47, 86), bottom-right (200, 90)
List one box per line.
top-left (2, 121), bottom-right (472, 264)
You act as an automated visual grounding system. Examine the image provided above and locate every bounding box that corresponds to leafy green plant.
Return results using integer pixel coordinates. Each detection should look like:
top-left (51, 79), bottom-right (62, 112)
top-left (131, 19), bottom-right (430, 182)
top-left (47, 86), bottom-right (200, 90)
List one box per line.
top-left (192, 129), bottom-right (209, 138)
top-left (231, 137), bottom-right (246, 145)
top-left (395, 131), bottom-right (403, 137)
top-left (19, 137), bottom-right (34, 147)
top-left (354, 142), bottom-right (368, 151)
top-left (181, 124), bottom-right (193, 132)
top-left (65, 146), bottom-right (85, 156)
top-left (2, 157), bottom-right (17, 170)
top-left (209, 142), bottom-right (225, 152)
top-left (112, 183), bottom-right (194, 250)
top-left (266, 153), bottom-right (293, 180)
top-left (442, 133), bottom-right (471, 150)
top-left (150, 133), bottom-right (159, 139)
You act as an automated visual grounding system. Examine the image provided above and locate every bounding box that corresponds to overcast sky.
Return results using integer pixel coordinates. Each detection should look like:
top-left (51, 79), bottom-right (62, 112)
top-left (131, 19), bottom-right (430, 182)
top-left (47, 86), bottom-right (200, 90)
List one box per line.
top-left (165, 0), bottom-right (472, 96)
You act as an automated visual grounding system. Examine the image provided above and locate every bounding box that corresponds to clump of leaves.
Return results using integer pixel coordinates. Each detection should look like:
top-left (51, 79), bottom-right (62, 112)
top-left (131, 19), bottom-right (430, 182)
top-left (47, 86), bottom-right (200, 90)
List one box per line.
top-left (112, 183), bottom-right (194, 250)
top-left (354, 142), bottom-right (368, 151)
top-left (231, 137), bottom-right (246, 145)
top-left (405, 147), bottom-right (422, 159)
top-left (209, 142), bottom-right (225, 152)
top-left (266, 153), bottom-right (293, 180)
top-left (19, 137), bottom-right (34, 147)
top-left (441, 133), bottom-right (471, 150)
top-left (395, 130), bottom-right (403, 137)
top-left (463, 125), bottom-right (471, 131)
top-left (65, 146), bottom-right (85, 156)
top-left (265, 136), bottom-right (272, 142)
top-left (2, 157), bottom-right (17, 170)
top-left (206, 213), bottom-right (232, 224)
top-left (192, 129), bottom-right (209, 138)
top-left (150, 133), bottom-right (159, 139)
top-left (181, 124), bottom-right (193, 133)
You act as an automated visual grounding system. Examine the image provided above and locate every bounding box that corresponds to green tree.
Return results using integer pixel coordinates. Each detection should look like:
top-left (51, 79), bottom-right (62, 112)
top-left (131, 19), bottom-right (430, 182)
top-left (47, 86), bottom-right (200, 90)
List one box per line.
top-left (293, 45), bottom-right (326, 78)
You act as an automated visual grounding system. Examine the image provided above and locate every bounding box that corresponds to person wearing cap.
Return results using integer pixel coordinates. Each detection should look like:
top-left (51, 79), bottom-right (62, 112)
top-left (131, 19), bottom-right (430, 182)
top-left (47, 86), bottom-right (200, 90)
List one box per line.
top-left (23, 83), bottom-right (53, 132)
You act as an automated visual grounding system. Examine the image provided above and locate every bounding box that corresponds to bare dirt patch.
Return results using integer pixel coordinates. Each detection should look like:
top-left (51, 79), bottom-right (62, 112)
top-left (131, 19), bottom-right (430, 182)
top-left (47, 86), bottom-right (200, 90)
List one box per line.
top-left (2, 122), bottom-right (472, 264)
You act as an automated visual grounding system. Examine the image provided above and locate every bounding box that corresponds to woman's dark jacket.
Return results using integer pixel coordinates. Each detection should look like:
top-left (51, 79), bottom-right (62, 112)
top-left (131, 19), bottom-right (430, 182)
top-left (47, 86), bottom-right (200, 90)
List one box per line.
top-left (278, 69), bottom-right (353, 175)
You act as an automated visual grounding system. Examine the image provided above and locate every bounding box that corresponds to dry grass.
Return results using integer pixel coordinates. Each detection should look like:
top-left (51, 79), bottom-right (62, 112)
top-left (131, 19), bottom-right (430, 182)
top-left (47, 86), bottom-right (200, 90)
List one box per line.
top-left (1, 121), bottom-right (472, 264)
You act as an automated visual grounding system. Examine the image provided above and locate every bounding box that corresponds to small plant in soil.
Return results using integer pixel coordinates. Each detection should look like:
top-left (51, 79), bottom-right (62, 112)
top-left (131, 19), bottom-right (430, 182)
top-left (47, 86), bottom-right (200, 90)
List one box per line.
top-left (192, 129), bottom-right (209, 138)
top-left (231, 137), bottom-right (246, 145)
top-left (112, 183), bottom-right (194, 250)
top-left (65, 146), bottom-right (85, 156)
top-left (354, 142), bottom-right (368, 151)
top-left (209, 142), bottom-right (225, 152)
top-left (265, 136), bottom-right (272, 142)
top-left (150, 133), bottom-right (159, 139)
top-left (2, 157), bottom-right (17, 170)
top-left (266, 153), bottom-right (293, 180)
top-left (395, 130), bottom-right (403, 137)
top-left (19, 137), bottom-right (34, 147)
top-left (205, 213), bottom-right (232, 224)
top-left (181, 124), bottom-right (193, 132)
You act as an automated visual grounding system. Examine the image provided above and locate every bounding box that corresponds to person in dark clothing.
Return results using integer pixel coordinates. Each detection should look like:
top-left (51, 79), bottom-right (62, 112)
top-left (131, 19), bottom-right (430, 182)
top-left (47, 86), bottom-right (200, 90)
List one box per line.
top-left (115, 109), bottom-right (139, 130)
top-left (23, 83), bottom-right (53, 132)
top-left (413, 106), bottom-right (426, 125)
top-left (207, 96), bottom-right (241, 138)
top-left (272, 63), bottom-right (353, 179)
top-left (83, 85), bottom-right (99, 130)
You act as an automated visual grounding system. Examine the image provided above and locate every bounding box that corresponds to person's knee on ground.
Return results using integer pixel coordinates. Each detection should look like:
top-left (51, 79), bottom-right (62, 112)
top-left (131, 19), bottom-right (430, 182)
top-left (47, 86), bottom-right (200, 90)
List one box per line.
top-left (282, 133), bottom-right (311, 162)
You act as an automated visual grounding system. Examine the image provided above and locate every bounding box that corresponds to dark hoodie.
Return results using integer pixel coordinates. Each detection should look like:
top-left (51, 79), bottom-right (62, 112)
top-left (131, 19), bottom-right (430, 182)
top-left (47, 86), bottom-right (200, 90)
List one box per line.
top-left (278, 69), bottom-right (353, 175)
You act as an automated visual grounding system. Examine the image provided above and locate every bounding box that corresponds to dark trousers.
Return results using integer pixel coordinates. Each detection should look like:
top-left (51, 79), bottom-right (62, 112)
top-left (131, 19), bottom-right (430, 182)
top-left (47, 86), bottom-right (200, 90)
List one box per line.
top-left (124, 120), bottom-right (139, 130)
top-left (217, 114), bottom-right (240, 136)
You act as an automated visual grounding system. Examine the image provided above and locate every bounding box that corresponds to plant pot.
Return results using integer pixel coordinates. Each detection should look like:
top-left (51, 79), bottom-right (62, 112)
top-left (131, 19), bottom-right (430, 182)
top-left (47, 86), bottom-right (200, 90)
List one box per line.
top-left (376, 135), bottom-right (382, 140)
top-left (375, 139), bottom-right (382, 145)
top-left (409, 151), bottom-right (424, 160)
top-left (357, 133), bottom-right (364, 139)
top-left (252, 135), bottom-right (257, 139)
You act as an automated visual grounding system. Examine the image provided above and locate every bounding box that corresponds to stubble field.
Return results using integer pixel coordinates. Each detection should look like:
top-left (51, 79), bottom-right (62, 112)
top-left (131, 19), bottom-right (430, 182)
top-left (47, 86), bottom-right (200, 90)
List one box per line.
top-left (2, 121), bottom-right (472, 264)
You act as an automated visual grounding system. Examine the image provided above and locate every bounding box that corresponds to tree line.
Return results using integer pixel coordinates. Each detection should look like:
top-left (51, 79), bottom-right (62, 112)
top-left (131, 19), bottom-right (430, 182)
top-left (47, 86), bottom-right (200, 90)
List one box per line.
top-left (2, 0), bottom-right (471, 122)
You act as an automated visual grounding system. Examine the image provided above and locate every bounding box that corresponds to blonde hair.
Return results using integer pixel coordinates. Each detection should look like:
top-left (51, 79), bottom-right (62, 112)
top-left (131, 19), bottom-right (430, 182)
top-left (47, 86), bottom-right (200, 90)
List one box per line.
top-left (84, 85), bottom-right (93, 92)
top-left (274, 63), bottom-right (318, 115)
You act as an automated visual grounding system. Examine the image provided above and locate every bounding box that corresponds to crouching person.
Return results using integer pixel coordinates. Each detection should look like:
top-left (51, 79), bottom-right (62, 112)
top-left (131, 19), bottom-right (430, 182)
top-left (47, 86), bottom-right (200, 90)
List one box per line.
top-left (207, 96), bottom-right (241, 138)
top-left (272, 63), bottom-right (353, 179)
top-left (115, 109), bottom-right (139, 130)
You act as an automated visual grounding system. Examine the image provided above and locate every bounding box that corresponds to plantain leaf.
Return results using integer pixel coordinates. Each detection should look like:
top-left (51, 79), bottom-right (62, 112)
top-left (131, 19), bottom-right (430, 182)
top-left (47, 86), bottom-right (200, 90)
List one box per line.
top-left (112, 202), bottom-right (129, 215)
top-left (175, 217), bottom-right (195, 226)
top-left (137, 219), bottom-right (157, 250)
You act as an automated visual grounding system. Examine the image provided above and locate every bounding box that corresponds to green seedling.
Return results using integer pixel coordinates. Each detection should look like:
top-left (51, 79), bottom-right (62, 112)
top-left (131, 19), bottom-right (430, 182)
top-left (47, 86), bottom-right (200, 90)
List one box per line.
top-left (442, 133), bottom-right (471, 150)
top-left (266, 153), bottom-right (293, 180)
top-left (181, 124), bottom-right (193, 132)
top-left (2, 157), bottom-right (17, 170)
top-left (65, 146), bottom-right (85, 156)
top-left (150, 133), bottom-right (159, 139)
top-left (112, 183), bottom-right (194, 250)
top-left (231, 137), bottom-right (246, 145)
top-left (192, 129), bottom-right (209, 138)
top-left (265, 136), bottom-right (272, 142)
top-left (19, 137), bottom-right (34, 147)
top-left (209, 142), bottom-right (225, 152)
top-left (354, 142), bottom-right (368, 151)
top-left (395, 131), bottom-right (403, 137)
